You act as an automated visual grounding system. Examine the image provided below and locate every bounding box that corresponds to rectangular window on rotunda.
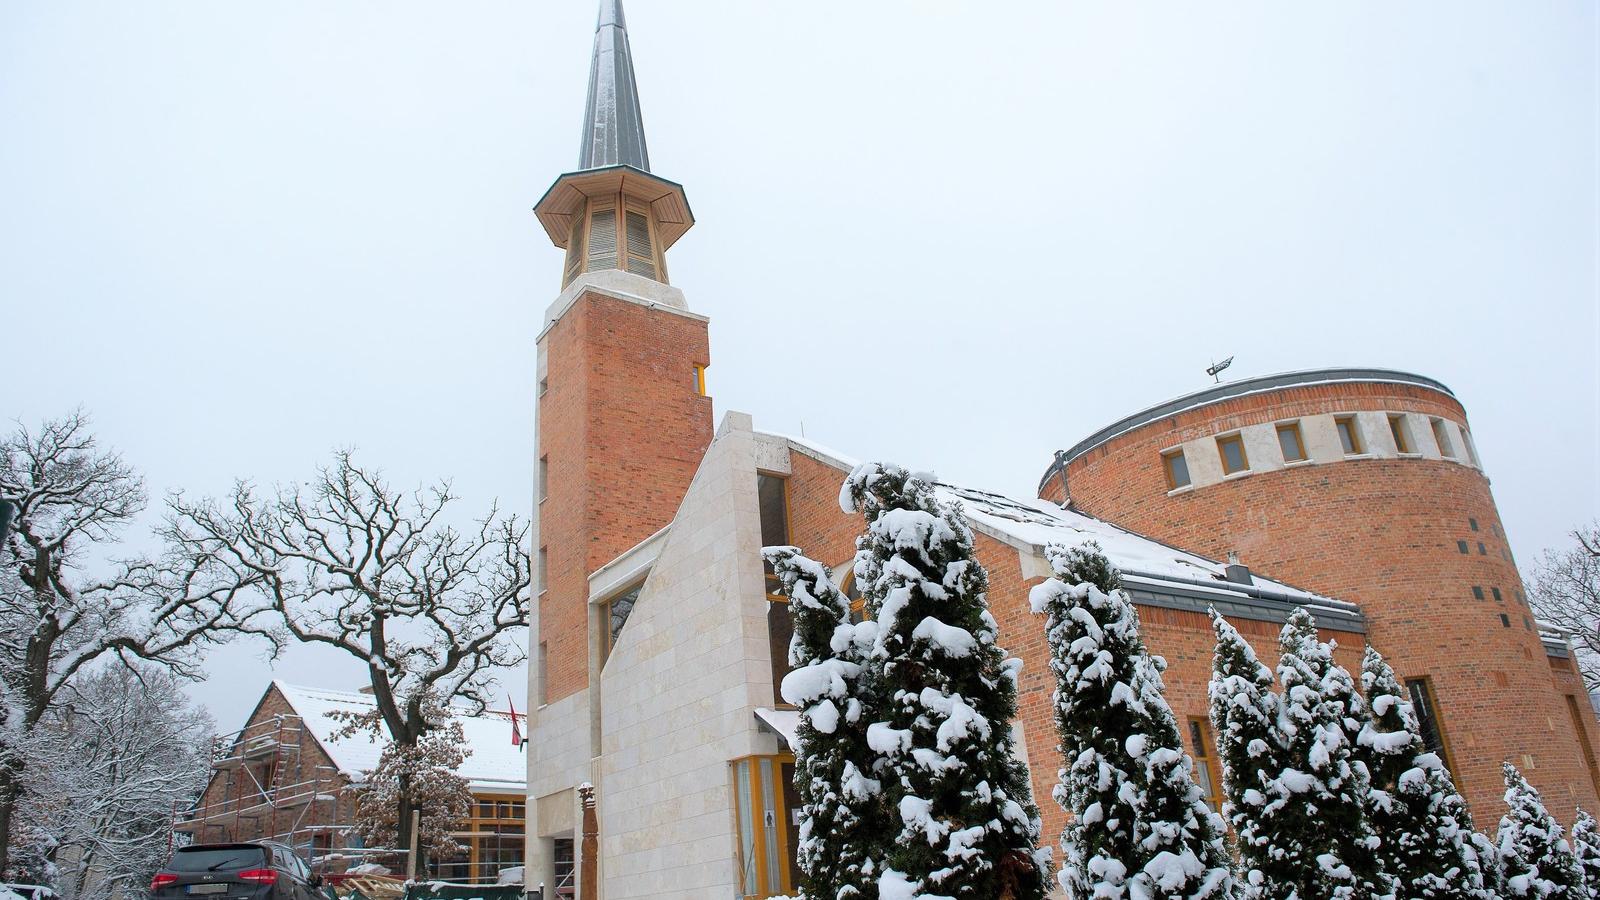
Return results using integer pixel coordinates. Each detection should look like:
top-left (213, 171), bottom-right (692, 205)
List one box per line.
top-left (1277, 422), bottom-right (1307, 462)
top-left (1336, 415), bottom-right (1364, 455)
top-left (1217, 434), bottom-right (1249, 475)
top-left (1162, 448), bottom-right (1191, 490)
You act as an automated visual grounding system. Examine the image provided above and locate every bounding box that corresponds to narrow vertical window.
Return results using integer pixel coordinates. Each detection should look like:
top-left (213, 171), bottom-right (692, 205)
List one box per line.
top-left (537, 546), bottom-right (549, 592)
top-left (1162, 448), bottom-right (1191, 490)
top-left (1566, 696), bottom-right (1600, 800)
top-left (537, 642), bottom-right (549, 705)
top-left (538, 456), bottom-right (549, 502)
top-left (1405, 677), bottom-right (1454, 773)
top-left (758, 474), bottom-right (793, 706)
top-left (1277, 422), bottom-right (1307, 463)
top-left (1388, 414), bottom-right (1414, 453)
top-left (1431, 418), bottom-right (1457, 458)
top-left (1217, 433), bottom-right (1249, 475)
top-left (730, 756), bottom-right (797, 899)
top-left (1462, 429), bottom-right (1481, 466)
top-left (538, 377), bottom-right (549, 397)
top-left (694, 365), bottom-right (708, 397)
top-left (1335, 416), bottom-right (1364, 455)
top-left (1188, 718), bottom-right (1223, 812)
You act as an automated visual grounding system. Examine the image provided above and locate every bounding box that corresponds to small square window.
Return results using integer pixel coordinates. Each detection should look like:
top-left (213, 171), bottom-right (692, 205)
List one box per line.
top-left (1472, 586), bottom-right (1484, 600)
top-left (1162, 449), bottom-right (1191, 490)
top-left (1277, 422), bottom-right (1307, 463)
top-left (1457, 540), bottom-right (1469, 554)
top-left (1389, 414), bottom-right (1415, 454)
top-left (1335, 416), bottom-right (1364, 455)
top-left (1432, 419), bottom-right (1457, 459)
top-left (1217, 434), bottom-right (1249, 475)
top-left (1491, 587), bottom-right (1503, 602)
top-left (1469, 518), bottom-right (1479, 532)
top-left (1500, 614), bottom-right (1511, 628)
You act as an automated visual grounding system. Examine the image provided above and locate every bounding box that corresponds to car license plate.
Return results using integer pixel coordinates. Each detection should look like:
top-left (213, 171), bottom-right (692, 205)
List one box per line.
top-left (188, 885), bottom-right (228, 895)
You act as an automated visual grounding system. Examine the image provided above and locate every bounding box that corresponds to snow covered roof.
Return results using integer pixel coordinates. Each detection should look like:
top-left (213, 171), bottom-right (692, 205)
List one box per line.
top-left (273, 682), bottom-right (526, 795)
top-left (769, 430), bottom-right (1364, 633)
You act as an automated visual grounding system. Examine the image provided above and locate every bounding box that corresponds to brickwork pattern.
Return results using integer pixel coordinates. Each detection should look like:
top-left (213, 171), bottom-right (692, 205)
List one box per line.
top-left (537, 292), bottom-right (712, 703)
top-left (185, 684), bottom-right (356, 848)
top-left (1055, 379), bottom-right (1600, 822)
top-left (780, 452), bottom-right (1363, 852)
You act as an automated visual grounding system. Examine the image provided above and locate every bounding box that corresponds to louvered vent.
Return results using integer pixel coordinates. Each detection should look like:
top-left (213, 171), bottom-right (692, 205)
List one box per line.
top-left (587, 209), bottom-right (618, 270)
top-left (563, 211), bottom-right (586, 286)
top-left (624, 210), bottom-right (656, 279)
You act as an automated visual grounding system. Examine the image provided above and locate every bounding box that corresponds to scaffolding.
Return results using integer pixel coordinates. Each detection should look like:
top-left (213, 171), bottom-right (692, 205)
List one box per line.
top-left (176, 714), bottom-right (345, 859)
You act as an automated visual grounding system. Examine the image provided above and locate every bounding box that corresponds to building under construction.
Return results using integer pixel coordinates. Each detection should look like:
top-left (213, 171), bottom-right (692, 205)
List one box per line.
top-left (177, 682), bottom-right (528, 886)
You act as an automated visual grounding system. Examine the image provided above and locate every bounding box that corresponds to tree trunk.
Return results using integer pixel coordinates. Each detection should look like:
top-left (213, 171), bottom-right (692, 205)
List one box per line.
top-left (0, 759), bottom-right (19, 877)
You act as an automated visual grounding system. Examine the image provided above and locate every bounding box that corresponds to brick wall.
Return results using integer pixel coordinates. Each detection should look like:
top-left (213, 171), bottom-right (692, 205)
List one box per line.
top-left (184, 684), bottom-right (356, 849)
top-left (1055, 379), bottom-right (1600, 822)
top-left (781, 448), bottom-right (1363, 850)
top-left (537, 291), bottom-right (712, 702)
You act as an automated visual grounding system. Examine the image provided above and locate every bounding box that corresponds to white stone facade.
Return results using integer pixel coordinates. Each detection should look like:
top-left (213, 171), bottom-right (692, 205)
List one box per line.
top-left (524, 411), bottom-right (791, 899)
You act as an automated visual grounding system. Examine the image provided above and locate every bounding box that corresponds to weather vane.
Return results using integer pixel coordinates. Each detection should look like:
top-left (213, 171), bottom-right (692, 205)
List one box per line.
top-left (1206, 356), bottom-right (1234, 384)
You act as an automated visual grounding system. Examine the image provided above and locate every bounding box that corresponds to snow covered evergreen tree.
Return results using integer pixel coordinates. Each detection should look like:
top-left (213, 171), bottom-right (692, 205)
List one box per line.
top-left (841, 463), bottom-right (1047, 900)
top-left (1474, 831), bottom-right (1508, 900)
top-left (765, 545), bottom-right (881, 900)
top-left (1356, 646), bottom-right (1492, 900)
top-left (1209, 611), bottom-right (1280, 900)
top-left (1497, 764), bottom-right (1585, 900)
top-left (1270, 608), bottom-right (1389, 900)
top-left (1030, 542), bottom-right (1232, 900)
top-left (1570, 809), bottom-right (1600, 900)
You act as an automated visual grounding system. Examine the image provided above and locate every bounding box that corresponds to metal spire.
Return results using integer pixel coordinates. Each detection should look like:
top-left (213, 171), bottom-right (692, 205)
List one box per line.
top-left (578, 0), bottom-right (650, 172)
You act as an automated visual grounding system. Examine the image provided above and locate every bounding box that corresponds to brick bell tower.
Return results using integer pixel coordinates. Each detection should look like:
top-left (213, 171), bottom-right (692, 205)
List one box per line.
top-left (529, 0), bottom-right (712, 710)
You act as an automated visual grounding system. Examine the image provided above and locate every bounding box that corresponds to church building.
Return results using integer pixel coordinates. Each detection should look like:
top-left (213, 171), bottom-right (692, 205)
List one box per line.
top-left (522, 5), bottom-right (1600, 898)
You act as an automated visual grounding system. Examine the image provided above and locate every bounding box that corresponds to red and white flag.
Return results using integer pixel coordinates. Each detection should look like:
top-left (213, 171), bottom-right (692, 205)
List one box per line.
top-left (508, 694), bottom-right (524, 747)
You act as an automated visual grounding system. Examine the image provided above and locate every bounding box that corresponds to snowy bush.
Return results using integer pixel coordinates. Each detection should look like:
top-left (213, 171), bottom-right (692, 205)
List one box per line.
top-left (766, 545), bottom-right (882, 900)
top-left (1030, 543), bottom-right (1232, 900)
top-left (1497, 764), bottom-right (1585, 900)
top-left (842, 462), bottom-right (1048, 900)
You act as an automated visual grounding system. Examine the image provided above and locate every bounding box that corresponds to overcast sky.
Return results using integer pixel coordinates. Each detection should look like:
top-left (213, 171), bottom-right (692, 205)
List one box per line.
top-left (3, 1), bottom-right (1595, 724)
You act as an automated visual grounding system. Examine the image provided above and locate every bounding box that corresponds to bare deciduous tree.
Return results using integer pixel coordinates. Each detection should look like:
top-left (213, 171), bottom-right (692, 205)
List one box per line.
top-left (167, 450), bottom-right (530, 860)
top-left (1529, 522), bottom-right (1600, 691)
top-left (0, 411), bottom-right (275, 876)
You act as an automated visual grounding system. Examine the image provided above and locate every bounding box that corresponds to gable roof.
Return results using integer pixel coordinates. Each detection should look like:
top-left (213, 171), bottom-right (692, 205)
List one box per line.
top-left (272, 682), bottom-right (526, 795)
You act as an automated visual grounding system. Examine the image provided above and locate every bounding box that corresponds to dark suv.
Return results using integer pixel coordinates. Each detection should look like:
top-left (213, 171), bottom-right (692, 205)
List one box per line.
top-left (151, 842), bottom-right (325, 900)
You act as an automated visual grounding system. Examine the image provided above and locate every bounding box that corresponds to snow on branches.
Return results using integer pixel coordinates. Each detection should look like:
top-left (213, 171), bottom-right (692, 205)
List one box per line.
top-left (765, 545), bottom-right (881, 900)
top-left (331, 694), bottom-right (474, 863)
top-left (1030, 543), bottom-right (1232, 900)
top-left (1357, 646), bottom-right (1492, 900)
top-left (842, 462), bottom-right (1047, 900)
top-left (1497, 763), bottom-right (1585, 900)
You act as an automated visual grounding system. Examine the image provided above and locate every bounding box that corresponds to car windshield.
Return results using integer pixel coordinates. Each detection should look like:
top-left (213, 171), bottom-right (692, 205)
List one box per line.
top-left (169, 847), bottom-right (267, 872)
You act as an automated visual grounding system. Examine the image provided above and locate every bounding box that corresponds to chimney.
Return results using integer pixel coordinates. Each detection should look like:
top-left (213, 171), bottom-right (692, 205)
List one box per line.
top-left (1224, 552), bottom-right (1254, 586)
